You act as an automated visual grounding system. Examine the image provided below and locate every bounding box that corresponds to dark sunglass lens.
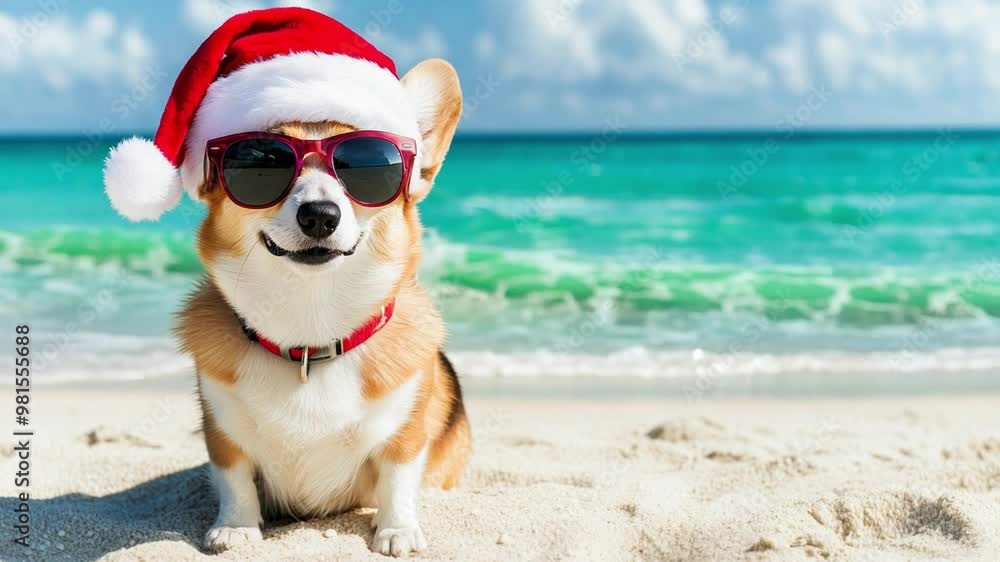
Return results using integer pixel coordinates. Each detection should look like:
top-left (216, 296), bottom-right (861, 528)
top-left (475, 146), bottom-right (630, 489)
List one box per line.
top-left (332, 138), bottom-right (403, 205)
top-left (222, 138), bottom-right (297, 206)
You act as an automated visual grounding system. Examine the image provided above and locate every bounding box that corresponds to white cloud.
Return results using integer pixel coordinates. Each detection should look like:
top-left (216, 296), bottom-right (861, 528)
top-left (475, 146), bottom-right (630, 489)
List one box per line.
top-left (372, 28), bottom-right (448, 71)
top-left (497, 0), bottom-right (768, 95)
top-left (275, 0), bottom-right (333, 12)
top-left (516, 91), bottom-right (545, 112)
top-left (487, 0), bottom-right (1000, 115)
top-left (0, 14), bottom-right (18, 70)
top-left (609, 96), bottom-right (636, 117)
top-left (646, 95), bottom-right (669, 112)
top-left (183, 0), bottom-right (262, 34)
top-left (474, 32), bottom-right (496, 61)
top-left (183, 0), bottom-right (333, 34)
top-left (181, 1), bottom-right (440, 74)
top-left (673, 0), bottom-right (710, 27)
top-left (719, 2), bottom-right (750, 27)
top-left (765, 34), bottom-right (810, 93)
top-left (828, 1), bottom-right (873, 36)
top-left (816, 31), bottom-right (851, 90)
top-left (778, 0), bottom-right (1000, 97)
top-left (0, 10), bottom-right (154, 90)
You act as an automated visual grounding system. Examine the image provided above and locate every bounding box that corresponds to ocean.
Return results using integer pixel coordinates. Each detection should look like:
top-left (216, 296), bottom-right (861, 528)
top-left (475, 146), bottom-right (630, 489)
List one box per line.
top-left (3, 131), bottom-right (999, 385)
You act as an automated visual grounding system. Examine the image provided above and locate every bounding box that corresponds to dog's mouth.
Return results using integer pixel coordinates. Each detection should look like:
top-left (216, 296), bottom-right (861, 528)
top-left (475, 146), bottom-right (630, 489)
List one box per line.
top-left (259, 232), bottom-right (361, 265)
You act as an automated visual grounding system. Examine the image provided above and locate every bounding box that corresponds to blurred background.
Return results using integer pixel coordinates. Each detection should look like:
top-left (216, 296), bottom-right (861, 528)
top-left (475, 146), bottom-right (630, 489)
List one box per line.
top-left (2, 0), bottom-right (998, 392)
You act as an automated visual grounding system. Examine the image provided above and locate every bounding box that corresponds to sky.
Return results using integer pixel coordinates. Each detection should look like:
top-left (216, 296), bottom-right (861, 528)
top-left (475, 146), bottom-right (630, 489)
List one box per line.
top-left (0, 0), bottom-right (997, 133)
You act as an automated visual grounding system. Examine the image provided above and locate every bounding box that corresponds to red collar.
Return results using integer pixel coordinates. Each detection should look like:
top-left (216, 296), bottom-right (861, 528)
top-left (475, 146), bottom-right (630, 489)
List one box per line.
top-left (239, 300), bottom-right (395, 383)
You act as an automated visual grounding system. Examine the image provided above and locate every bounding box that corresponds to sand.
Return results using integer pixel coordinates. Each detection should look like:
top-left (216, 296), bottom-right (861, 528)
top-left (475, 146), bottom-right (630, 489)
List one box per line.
top-left (1, 383), bottom-right (998, 562)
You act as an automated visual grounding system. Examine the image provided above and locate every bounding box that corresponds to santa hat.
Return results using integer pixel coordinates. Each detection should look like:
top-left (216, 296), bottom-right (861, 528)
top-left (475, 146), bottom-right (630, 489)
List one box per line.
top-left (104, 7), bottom-right (421, 221)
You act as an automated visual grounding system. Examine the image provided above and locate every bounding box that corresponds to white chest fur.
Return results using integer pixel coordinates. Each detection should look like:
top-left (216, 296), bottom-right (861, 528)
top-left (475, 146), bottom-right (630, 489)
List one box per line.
top-left (200, 345), bottom-right (420, 516)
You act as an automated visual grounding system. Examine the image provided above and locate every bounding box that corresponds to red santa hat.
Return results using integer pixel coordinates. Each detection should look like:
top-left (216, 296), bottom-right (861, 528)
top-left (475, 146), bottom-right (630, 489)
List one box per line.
top-left (104, 7), bottom-right (421, 221)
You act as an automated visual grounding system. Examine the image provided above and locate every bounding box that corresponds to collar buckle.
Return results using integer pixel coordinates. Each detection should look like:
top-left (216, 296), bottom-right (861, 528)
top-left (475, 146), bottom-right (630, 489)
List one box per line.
top-left (299, 348), bottom-right (310, 384)
top-left (295, 339), bottom-right (341, 383)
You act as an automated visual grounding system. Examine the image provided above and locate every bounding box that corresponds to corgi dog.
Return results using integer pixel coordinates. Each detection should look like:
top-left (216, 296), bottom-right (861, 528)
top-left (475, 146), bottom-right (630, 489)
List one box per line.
top-left (102, 10), bottom-right (470, 556)
top-left (172, 57), bottom-right (469, 557)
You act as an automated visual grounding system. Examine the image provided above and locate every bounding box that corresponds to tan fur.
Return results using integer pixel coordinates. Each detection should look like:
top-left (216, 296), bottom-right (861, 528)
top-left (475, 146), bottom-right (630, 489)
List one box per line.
top-left (420, 163), bottom-right (442, 182)
top-left (426, 411), bottom-right (471, 489)
top-left (360, 279), bottom-right (443, 401)
top-left (366, 207), bottom-right (406, 264)
top-left (199, 389), bottom-right (245, 468)
top-left (175, 279), bottom-right (247, 385)
top-left (181, 61), bottom-right (470, 510)
top-left (377, 344), bottom-right (470, 486)
top-left (422, 354), bottom-right (471, 489)
top-left (273, 120), bottom-right (355, 140)
top-left (401, 59), bottom-right (463, 195)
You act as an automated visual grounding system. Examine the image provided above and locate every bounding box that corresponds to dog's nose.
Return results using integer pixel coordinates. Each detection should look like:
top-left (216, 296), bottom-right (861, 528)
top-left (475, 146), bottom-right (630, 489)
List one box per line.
top-left (296, 202), bottom-right (341, 239)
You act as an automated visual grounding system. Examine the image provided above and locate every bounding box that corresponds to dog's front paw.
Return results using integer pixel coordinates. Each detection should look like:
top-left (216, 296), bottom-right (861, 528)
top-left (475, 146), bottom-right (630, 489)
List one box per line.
top-left (205, 524), bottom-right (263, 552)
top-left (372, 523), bottom-right (427, 557)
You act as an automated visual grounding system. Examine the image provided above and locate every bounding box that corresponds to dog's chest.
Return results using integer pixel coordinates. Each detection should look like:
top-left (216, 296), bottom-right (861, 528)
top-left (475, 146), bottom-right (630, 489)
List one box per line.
top-left (201, 349), bottom-right (419, 514)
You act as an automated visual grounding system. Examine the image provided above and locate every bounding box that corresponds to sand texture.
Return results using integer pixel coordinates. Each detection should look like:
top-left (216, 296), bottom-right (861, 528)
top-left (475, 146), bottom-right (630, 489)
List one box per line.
top-left (1, 387), bottom-right (998, 561)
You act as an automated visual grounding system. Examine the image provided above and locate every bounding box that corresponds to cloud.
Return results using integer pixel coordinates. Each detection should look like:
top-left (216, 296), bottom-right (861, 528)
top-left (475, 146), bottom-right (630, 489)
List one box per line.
top-left (0, 9), bottom-right (154, 91)
top-left (494, 0), bottom-right (769, 95)
top-left (777, 0), bottom-right (1000, 97)
top-left (183, 0), bottom-right (260, 34)
top-left (765, 34), bottom-right (810, 94)
top-left (181, 0), bottom-right (440, 73)
top-left (182, 0), bottom-right (334, 34)
top-left (483, 0), bottom-right (1000, 118)
top-left (0, 14), bottom-right (21, 70)
top-left (816, 31), bottom-right (851, 90)
top-left (473, 32), bottom-right (496, 61)
top-left (371, 28), bottom-right (449, 71)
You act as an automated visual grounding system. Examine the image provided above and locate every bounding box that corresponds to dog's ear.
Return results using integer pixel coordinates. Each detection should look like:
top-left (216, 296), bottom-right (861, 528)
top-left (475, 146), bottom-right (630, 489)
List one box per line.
top-left (401, 59), bottom-right (462, 202)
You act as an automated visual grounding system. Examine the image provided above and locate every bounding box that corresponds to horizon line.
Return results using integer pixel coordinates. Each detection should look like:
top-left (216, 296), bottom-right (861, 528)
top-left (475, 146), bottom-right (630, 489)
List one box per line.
top-left (1, 125), bottom-right (999, 141)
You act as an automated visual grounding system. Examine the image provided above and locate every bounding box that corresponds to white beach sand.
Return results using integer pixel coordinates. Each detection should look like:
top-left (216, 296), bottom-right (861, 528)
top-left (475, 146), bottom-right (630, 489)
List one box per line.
top-left (1, 383), bottom-right (998, 561)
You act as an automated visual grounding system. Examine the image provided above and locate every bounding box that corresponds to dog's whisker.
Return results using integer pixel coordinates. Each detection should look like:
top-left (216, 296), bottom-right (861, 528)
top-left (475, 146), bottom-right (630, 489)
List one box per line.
top-left (228, 230), bottom-right (254, 251)
top-left (235, 240), bottom-right (258, 291)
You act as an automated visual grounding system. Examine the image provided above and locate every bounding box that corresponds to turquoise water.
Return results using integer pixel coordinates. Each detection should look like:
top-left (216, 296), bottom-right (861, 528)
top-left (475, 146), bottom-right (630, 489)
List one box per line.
top-left (2, 132), bottom-right (999, 380)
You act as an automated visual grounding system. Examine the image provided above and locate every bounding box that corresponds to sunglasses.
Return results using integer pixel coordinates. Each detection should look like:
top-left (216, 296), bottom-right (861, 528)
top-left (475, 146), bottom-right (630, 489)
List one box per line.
top-left (205, 131), bottom-right (418, 209)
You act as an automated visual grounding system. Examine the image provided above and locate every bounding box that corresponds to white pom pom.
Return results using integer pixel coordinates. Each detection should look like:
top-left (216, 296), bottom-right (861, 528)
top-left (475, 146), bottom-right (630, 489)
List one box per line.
top-left (103, 137), bottom-right (183, 221)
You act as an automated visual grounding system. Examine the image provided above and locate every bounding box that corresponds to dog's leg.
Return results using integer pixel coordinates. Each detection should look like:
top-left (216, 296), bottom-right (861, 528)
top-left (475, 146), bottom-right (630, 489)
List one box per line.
top-left (205, 459), bottom-right (264, 552)
top-left (371, 446), bottom-right (428, 557)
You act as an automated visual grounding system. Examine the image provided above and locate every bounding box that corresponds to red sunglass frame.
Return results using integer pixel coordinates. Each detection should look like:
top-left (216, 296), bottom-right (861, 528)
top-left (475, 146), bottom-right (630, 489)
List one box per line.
top-left (204, 130), bottom-right (418, 209)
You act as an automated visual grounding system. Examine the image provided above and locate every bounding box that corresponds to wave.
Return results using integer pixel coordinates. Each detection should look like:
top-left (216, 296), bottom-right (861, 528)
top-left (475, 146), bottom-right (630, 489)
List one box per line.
top-left (22, 332), bottom-right (1000, 383)
top-left (5, 227), bottom-right (1000, 326)
top-left (0, 227), bottom-right (202, 274)
top-left (26, 332), bottom-right (192, 382)
top-left (422, 234), bottom-right (1000, 325)
top-left (454, 193), bottom-right (999, 225)
top-left (447, 347), bottom-right (1000, 378)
